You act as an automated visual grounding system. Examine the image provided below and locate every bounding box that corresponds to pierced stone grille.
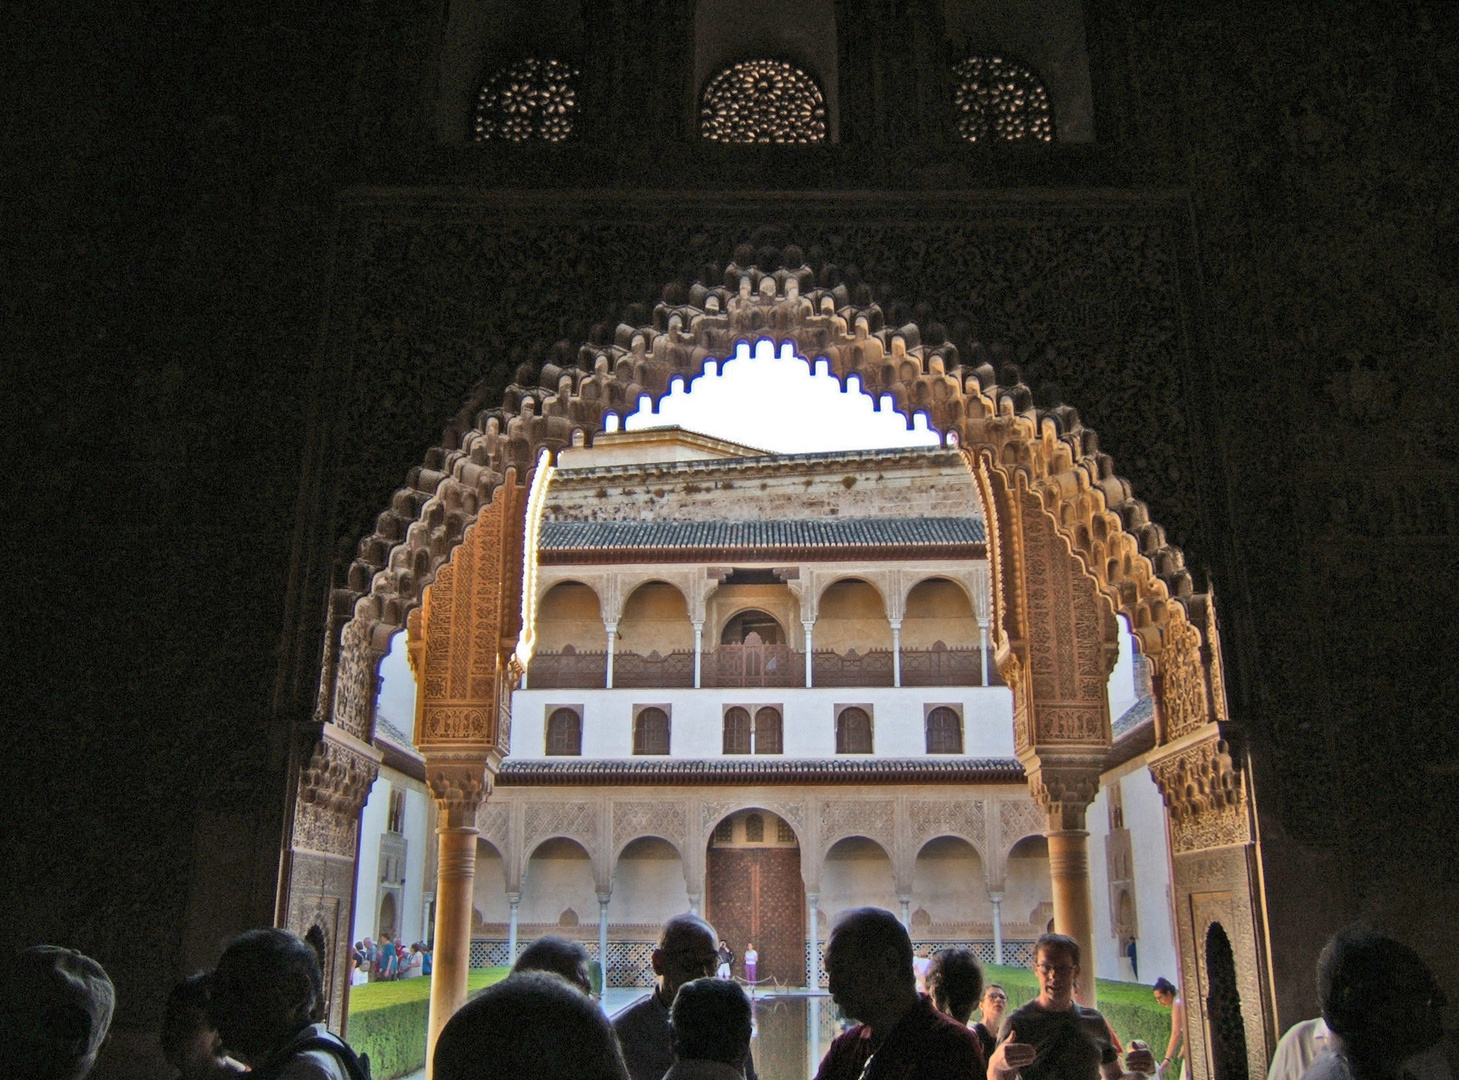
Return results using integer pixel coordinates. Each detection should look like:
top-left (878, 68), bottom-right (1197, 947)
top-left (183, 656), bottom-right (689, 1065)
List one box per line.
top-left (473, 58), bottom-right (580, 143)
top-left (470, 939), bottom-right (512, 968)
top-left (806, 939), bottom-right (1034, 986)
top-left (605, 941), bottom-right (656, 987)
top-left (952, 56), bottom-right (1053, 144)
top-left (700, 60), bottom-right (827, 144)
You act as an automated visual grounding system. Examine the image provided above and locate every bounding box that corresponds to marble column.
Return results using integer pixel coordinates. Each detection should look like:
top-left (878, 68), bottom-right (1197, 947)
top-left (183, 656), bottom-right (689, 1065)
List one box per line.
top-left (1047, 830), bottom-right (1097, 1008)
top-left (806, 893), bottom-right (820, 989)
top-left (803, 622), bottom-right (815, 688)
top-left (597, 893), bottom-right (611, 986)
top-left (604, 622), bottom-right (618, 689)
top-left (692, 621), bottom-right (703, 688)
top-left (891, 620), bottom-right (902, 687)
top-left (506, 892), bottom-right (520, 961)
top-left (428, 823), bottom-right (479, 1075)
top-left (979, 622), bottom-right (989, 685)
top-left (989, 891), bottom-right (1004, 966)
top-left (899, 895), bottom-right (911, 930)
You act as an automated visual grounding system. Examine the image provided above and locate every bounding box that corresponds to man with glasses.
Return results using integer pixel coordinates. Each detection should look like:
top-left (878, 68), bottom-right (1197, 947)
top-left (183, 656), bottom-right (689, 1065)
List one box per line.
top-left (988, 933), bottom-right (1153, 1080)
top-left (613, 914), bottom-right (759, 1080)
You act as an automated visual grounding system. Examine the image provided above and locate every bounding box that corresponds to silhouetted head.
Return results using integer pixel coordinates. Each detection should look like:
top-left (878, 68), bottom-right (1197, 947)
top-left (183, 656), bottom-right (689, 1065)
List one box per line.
top-left (652, 915), bottom-right (719, 1003)
top-left (926, 948), bottom-right (985, 1025)
top-left (434, 971), bottom-right (629, 1080)
top-left (1318, 925), bottom-right (1445, 1067)
top-left (0, 945), bottom-right (115, 1080)
top-left (670, 978), bottom-right (752, 1067)
top-left (161, 973), bottom-right (234, 1079)
top-left (825, 908), bottom-right (915, 1024)
top-left (513, 936), bottom-right (593, 995)
top-left (207, 929), bottom-right (323, 1067)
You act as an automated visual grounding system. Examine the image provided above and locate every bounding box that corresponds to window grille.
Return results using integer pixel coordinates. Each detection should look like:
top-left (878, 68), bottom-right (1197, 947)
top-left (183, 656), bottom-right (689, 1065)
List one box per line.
top-left (744, 813), bottom-right (765, 843)
top-left (723, 707), bottom-right (752, 754)
top-left (952, 56), bottom-right (1053, 144)
top-left (633, 707), bottom-right (671, 755)
top-left (714, 818), bottom-right (735, 843)
top-left (546, 707), bottom-right (583, 756)
top-left (473, 58), bottom-right (580, 143)
top-left (836, 707), bottom-right (873, 754)
top-left (754, 707), bottom-right (783, 754)
top-left (700, 60), bottom-right (827, 144)
top-left (777, 818), bottom-right (797, 844)
top-left (925, 706), bottom-right (964, 754)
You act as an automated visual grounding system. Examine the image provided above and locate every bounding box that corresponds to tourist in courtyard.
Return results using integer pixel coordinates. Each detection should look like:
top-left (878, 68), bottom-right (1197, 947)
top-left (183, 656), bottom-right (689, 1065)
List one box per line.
top-left (1151, 977), bottom-right (1185, 1079)
top-left (971, 984), bottom-right (1008, 1061)
top-left (160, 973), bottom-right (247, 1080)
top-left (1297, 925), bottom-right (1447, 1080)
top-left (987, 933), bottom-right (1153, 1080)
top-left (434, 970), bottom-right (629, 1080)
top-left (666, 977), bottom-right (754, 1080)
top-left (743, 943), bottom-right (758, 988)
top-left (613, 914), bottom-right (759, 1080)
top-left (926, 948), bottom-right (985, 1026)
top-left (0, 944), bottom-right (115, 1080)
top-left (813, 907), bottom-right (985, 1080)
top-left (402, 943), bottom-right (424, 979)
top-left (513, 935), bottom-right (593, 996)
top-left (716, 939), bottom-right (734, 979)
top-left (207, 928), bottom-right (368, 1080)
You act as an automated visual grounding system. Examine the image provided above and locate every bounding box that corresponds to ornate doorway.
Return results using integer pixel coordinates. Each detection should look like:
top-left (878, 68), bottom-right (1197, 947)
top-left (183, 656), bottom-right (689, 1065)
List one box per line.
top-left (706, 809), bottom-right (806, 988)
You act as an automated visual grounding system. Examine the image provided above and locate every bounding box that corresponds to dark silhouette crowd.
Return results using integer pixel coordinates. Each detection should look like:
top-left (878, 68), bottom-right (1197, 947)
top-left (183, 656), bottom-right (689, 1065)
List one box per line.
top-left (1, 914), bottom-right (1448, 1080)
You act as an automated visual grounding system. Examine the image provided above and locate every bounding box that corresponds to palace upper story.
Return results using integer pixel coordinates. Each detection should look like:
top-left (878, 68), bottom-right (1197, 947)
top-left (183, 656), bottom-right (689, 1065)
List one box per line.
top-left (510, 428), bottom-right (1016, 764)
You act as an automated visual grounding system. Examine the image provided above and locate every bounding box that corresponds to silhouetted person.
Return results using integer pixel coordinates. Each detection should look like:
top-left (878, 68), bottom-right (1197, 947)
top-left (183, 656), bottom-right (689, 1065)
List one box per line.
top-left (0, 945), bottom-right (115, 1080)
top-left (613, 914), bottom-right (759, 1080)
top-left (161, 973), bottom-right (248, 1080)
top-left (1300, 925), bottom-right (1448, 1080)
top-left (667, 977), bottom-right (753, 1080)
top-left (814, 907), bottom-right (985, 1080)
top-left (926, 948), bottom-right (985, 1025)
top-left (513, 935), bottom-right (593, 996)
top-left (207, 928), bottom-right (367, 1079)
top-left (433, 971), bottom-right (629, 1080)
top-left (989, 932), bottom-right (1153, 1080)
top-left (971, 984), bottom-right (1008, 1062)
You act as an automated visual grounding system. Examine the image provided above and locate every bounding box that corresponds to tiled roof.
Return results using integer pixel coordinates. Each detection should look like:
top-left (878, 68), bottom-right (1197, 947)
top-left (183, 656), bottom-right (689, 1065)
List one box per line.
top-left (497, 757), bottom-right (1024, 786)
top-left (539, 517), bottom-right (985, 553)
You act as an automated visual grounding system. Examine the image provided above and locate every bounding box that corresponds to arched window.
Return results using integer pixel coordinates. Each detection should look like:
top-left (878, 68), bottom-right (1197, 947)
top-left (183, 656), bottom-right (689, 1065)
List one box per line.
top-left (836, 707), bottom-right (873, 754)
top-left (473, 58), bottom-right (581, 143)
top-left (723, 707), bottom-right (752, 754)
top-left (952, 56), bottom-right (1053, 144)
top-left (925, 707), bottom-right (963, 754)
top-left (754, 707), bottom-right (783, 755)
top-left (700, 60), bottom-right (827, 144)
top-left (744, 813), bottom-right (765, 843)
top-left (634, 707), bottom-right (671, 755)
top-left (545, 707), bottom-right (582, 756)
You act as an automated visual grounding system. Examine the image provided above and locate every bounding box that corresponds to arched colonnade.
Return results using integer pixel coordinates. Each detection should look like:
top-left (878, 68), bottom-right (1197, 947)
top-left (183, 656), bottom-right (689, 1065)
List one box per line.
top-left (287, 260), bottom-right (1274, 1080)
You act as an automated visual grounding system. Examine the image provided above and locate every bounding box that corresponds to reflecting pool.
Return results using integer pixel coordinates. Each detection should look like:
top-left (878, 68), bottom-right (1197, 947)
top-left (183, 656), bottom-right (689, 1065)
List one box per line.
top-left (749, 994), bottom-right (847, 1080)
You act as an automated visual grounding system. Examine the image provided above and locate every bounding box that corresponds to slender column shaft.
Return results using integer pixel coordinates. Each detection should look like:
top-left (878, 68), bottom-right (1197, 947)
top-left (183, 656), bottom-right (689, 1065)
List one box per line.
top-left (605, 622), bottom-right (618, 689)
top-left (891, 622), bottom-right (902, 687)
top-left (506, 893), bottom-right (520, 961)
top-left (692, 622), bottom-right (703, 688)
top-left (1047, 830), bottom-right (1097, 1008)
top-left (990, 892), bottom-right (1004, 966)
top-left (806, 893), bottom-right (820, 989)
top-left (899, 896), bottom-right (911, 929)
top-left (597, 894), bottom-right (610, 987)
top-left (427, 826), bottom-right (479, 1077)
top-left (979, 623), bottom-right (989, 685)
top-left (803, 623), bottom-right (815, 688)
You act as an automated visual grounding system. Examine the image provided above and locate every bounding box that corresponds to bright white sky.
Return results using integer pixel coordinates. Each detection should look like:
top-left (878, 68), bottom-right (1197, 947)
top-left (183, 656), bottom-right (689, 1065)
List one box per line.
top-left (622, 339), bottom-right (943, 454)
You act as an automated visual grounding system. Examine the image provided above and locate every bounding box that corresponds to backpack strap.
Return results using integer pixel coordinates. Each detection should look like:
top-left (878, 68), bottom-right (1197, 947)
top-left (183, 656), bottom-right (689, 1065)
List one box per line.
top-left (256, 1030), bottom-right (372, 1080)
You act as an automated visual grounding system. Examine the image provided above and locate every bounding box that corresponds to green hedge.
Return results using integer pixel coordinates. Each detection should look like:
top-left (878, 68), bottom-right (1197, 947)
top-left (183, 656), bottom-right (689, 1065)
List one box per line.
top-left (345, 968), bottom-right (511, 1080)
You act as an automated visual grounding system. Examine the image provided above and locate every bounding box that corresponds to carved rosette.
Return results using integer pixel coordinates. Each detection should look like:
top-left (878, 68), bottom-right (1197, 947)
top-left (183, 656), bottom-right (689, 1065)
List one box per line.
top-left (1149, 737), bottom-right (1249, 853)
top-left (294, 733), bottom-right (380, 856)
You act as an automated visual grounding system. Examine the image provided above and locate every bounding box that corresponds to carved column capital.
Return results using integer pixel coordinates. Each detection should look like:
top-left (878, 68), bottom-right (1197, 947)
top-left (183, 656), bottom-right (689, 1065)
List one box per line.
top-left (294, 725), bottom-right (382, 856)
top-left (426, 756), bottom-right (494, 829)
top-left (1022, 753), bottom-right (1102, 832)
top-left (1148, 733), bottom-right (1249, 853)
